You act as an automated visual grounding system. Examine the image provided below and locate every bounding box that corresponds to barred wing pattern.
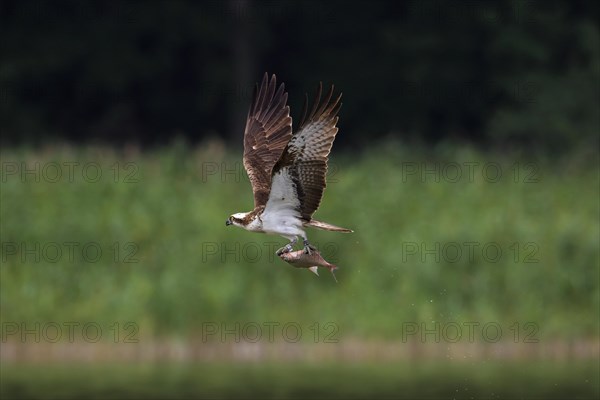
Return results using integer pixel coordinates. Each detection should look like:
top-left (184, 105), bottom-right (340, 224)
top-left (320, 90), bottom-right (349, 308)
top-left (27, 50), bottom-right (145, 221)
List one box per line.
top-left (275, 83), bottom-right (342, 220)
top-left (242, 73), bottom-right (293, 209)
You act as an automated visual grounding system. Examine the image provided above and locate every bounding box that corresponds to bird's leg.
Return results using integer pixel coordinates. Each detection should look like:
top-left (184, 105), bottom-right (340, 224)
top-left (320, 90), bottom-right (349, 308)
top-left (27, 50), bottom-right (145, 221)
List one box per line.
top-left (276, 237), bottom-right (297, 256)
top-left (303, 239), bottom-right (317, 255)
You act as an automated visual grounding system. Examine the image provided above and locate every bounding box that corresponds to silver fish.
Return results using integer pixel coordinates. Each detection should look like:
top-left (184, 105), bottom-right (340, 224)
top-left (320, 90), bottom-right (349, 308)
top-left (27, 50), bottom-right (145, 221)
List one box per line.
top-left (278, 249), bottom-right (339, 282)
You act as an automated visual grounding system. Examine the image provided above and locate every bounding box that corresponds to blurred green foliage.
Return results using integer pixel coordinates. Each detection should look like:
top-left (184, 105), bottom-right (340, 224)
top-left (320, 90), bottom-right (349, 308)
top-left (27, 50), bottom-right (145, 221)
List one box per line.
top-left (2, 361), bottom-right (598, 399)
top-left (1, 142), bottom-right (598, 340)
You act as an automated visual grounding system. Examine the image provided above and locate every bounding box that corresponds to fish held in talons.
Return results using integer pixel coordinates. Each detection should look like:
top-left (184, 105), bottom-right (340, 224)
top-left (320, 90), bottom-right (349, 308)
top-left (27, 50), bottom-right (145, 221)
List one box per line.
top-left (278, 249), bottom-right (339, 282)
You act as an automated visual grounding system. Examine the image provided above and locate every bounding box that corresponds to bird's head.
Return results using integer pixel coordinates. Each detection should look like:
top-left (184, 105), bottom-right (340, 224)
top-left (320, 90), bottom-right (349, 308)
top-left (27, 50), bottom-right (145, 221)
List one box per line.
top-left (225, 212), bottom-right (249, 228)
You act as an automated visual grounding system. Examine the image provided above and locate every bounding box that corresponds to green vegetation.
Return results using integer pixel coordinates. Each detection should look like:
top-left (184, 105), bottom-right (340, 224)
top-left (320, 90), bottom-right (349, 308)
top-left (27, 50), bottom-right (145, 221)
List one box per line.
top-left (1, 142), bottom-right (598, 341)
top-left (2, 361), bottom-right (599, 399)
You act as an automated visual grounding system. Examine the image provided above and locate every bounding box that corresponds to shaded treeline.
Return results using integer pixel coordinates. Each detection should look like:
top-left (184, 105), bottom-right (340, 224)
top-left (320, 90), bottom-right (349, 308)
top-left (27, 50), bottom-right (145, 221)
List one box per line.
top-left (1, 0), bottom-right (598, 151)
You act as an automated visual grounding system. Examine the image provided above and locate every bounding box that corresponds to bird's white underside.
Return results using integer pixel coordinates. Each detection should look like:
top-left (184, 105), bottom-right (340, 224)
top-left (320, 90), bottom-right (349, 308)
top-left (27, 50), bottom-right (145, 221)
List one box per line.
top-left (242, 168), bottom-right (305, 241)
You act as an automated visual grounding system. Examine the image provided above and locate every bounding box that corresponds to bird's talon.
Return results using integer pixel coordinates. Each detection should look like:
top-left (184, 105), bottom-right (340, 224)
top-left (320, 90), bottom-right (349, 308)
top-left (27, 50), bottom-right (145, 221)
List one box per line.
top-left (276, 243), bottom-right (294, 256)
top-left (304, 243), bottom-right (317, 255)
top-left (302, 241), bottom-right (316, 255)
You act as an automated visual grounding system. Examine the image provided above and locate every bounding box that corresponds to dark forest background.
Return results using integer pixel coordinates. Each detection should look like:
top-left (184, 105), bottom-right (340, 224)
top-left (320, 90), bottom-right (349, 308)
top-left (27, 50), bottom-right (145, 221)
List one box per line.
top-left (1, 0), bottom-right (598, 151)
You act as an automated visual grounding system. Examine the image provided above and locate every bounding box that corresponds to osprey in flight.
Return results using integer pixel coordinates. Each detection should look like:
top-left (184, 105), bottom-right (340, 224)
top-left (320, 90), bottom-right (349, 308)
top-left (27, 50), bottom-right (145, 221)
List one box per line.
top-left (226, 73), bottom-right (352, 255)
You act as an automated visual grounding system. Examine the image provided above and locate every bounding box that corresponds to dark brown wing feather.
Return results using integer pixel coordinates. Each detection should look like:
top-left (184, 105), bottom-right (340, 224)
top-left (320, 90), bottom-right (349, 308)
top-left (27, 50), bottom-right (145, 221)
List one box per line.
top-left (243, 73), bottom-right (293, 209)
top-left (275, 83), bottom-right (342, 220)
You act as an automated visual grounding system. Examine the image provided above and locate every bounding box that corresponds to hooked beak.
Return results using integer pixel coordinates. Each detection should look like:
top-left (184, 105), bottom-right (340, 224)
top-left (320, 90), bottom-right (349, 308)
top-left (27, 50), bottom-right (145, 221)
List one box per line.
top-left (225, 220), bottom-right (232, 226)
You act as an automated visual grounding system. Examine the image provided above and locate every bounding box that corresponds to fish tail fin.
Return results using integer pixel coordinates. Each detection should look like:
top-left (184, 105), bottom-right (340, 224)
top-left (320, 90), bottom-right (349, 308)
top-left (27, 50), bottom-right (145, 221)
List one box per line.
top-left (328, 264), bottom-right (339, 283)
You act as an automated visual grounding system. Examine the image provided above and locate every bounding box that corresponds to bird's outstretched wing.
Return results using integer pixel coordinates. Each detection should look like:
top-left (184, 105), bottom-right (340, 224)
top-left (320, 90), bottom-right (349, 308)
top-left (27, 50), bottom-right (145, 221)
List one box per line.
top-left (275, 83), bottom-right (342, 220)
top-left (243, 73), bottom-right (293, 209)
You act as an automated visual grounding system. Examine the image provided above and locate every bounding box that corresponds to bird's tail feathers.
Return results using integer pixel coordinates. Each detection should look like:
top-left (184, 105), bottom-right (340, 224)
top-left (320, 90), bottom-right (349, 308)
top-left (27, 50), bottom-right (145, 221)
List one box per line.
top-left (305, 219), bottom-right (353, 233)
